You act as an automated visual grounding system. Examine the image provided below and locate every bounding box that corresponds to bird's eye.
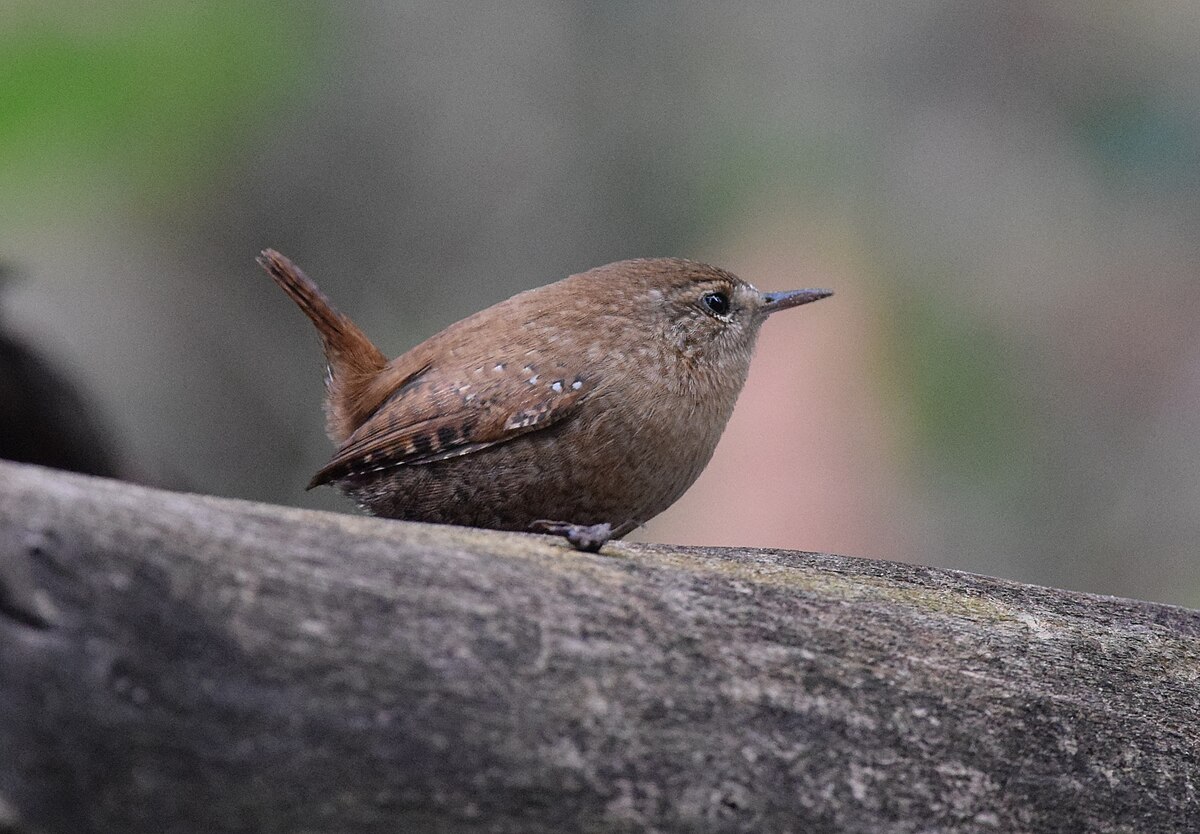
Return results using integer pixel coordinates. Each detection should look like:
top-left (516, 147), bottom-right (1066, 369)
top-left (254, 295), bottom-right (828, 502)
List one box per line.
top-left (701, 291), bottom-right (731, 317)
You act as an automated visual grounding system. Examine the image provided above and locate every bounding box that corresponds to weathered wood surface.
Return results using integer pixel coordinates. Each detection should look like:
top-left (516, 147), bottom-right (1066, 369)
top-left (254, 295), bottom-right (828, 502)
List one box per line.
top-left (0, 460), bottom-right (1197, 833)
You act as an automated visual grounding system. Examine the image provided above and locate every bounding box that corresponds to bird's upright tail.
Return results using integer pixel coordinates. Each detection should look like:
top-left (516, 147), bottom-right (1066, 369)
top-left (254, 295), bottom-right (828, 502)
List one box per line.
top-left (257, 249), bottom-right (388, 444)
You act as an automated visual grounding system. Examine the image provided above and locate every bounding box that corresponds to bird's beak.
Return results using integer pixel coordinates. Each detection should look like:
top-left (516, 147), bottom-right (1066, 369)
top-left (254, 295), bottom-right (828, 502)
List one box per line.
top-left (758, 288), bottom-right (833, 315)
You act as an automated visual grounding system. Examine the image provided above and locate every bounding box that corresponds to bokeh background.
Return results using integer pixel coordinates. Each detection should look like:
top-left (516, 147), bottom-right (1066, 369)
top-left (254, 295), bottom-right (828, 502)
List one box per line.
top-left (3, 2), bottom-right (1199, 606)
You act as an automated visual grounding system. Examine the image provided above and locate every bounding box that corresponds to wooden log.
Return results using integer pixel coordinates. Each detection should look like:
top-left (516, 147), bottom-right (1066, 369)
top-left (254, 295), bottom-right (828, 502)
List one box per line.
top-left (0, 460), bottom-right (1196, 833)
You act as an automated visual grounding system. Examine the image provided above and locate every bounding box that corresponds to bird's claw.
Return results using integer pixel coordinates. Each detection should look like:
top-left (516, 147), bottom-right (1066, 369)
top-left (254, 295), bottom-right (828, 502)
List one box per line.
top-left (530, 520), bottom-right (615, 553)
top-left (530, 519), bottom-right (642, 553)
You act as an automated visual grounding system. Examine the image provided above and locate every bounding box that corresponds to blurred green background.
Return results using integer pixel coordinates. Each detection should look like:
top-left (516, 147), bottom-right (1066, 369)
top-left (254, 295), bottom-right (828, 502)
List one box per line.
top-left (3, 1), bottom-right (1198, 606)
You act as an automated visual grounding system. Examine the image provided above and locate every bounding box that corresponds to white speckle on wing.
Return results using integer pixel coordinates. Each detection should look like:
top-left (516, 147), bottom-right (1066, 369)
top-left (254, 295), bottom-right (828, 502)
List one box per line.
top-left (551, 381), bottom-right (563, 393)
top-left (571, 380), bottom-right (583, 390)
top-left (494, 363), bottom-right (505, 372)
top-left (528, 374), bottom-right (540, 385)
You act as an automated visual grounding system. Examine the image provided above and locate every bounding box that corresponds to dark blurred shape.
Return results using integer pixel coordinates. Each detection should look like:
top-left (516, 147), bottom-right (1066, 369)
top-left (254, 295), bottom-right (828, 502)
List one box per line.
top-left (0, 266), bottom-right (122, 478)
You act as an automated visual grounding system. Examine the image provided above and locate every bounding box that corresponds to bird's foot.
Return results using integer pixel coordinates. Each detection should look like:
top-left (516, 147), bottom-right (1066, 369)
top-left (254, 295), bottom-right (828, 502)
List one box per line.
top-left (530, 519), bottom-right (640, 553)
top-left (530, 520), bottom-right (613, 552)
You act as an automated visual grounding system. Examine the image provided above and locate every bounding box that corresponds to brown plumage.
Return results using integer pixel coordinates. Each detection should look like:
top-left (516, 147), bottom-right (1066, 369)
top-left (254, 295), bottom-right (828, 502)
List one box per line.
top-left (258, 249), bottom-right (830, 551)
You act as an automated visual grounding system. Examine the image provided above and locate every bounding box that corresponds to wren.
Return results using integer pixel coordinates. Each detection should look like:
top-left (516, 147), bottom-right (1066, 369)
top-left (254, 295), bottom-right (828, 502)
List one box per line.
top-left (257, 249), bottom-right (830, 552)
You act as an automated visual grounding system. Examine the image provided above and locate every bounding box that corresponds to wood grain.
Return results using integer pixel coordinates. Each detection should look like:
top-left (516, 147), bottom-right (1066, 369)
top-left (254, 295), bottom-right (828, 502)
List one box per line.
top-left (0, 460), bottom-right (1196, 833)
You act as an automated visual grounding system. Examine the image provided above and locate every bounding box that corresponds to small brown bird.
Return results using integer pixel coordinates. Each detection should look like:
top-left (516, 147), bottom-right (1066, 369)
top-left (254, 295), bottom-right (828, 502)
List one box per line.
top-left (258, 250), bottom-right (830, 551)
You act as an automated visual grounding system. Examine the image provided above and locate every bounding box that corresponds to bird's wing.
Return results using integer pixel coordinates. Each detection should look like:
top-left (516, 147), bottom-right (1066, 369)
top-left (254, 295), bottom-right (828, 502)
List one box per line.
top-left (308, 357), bottom-right (596, 487)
